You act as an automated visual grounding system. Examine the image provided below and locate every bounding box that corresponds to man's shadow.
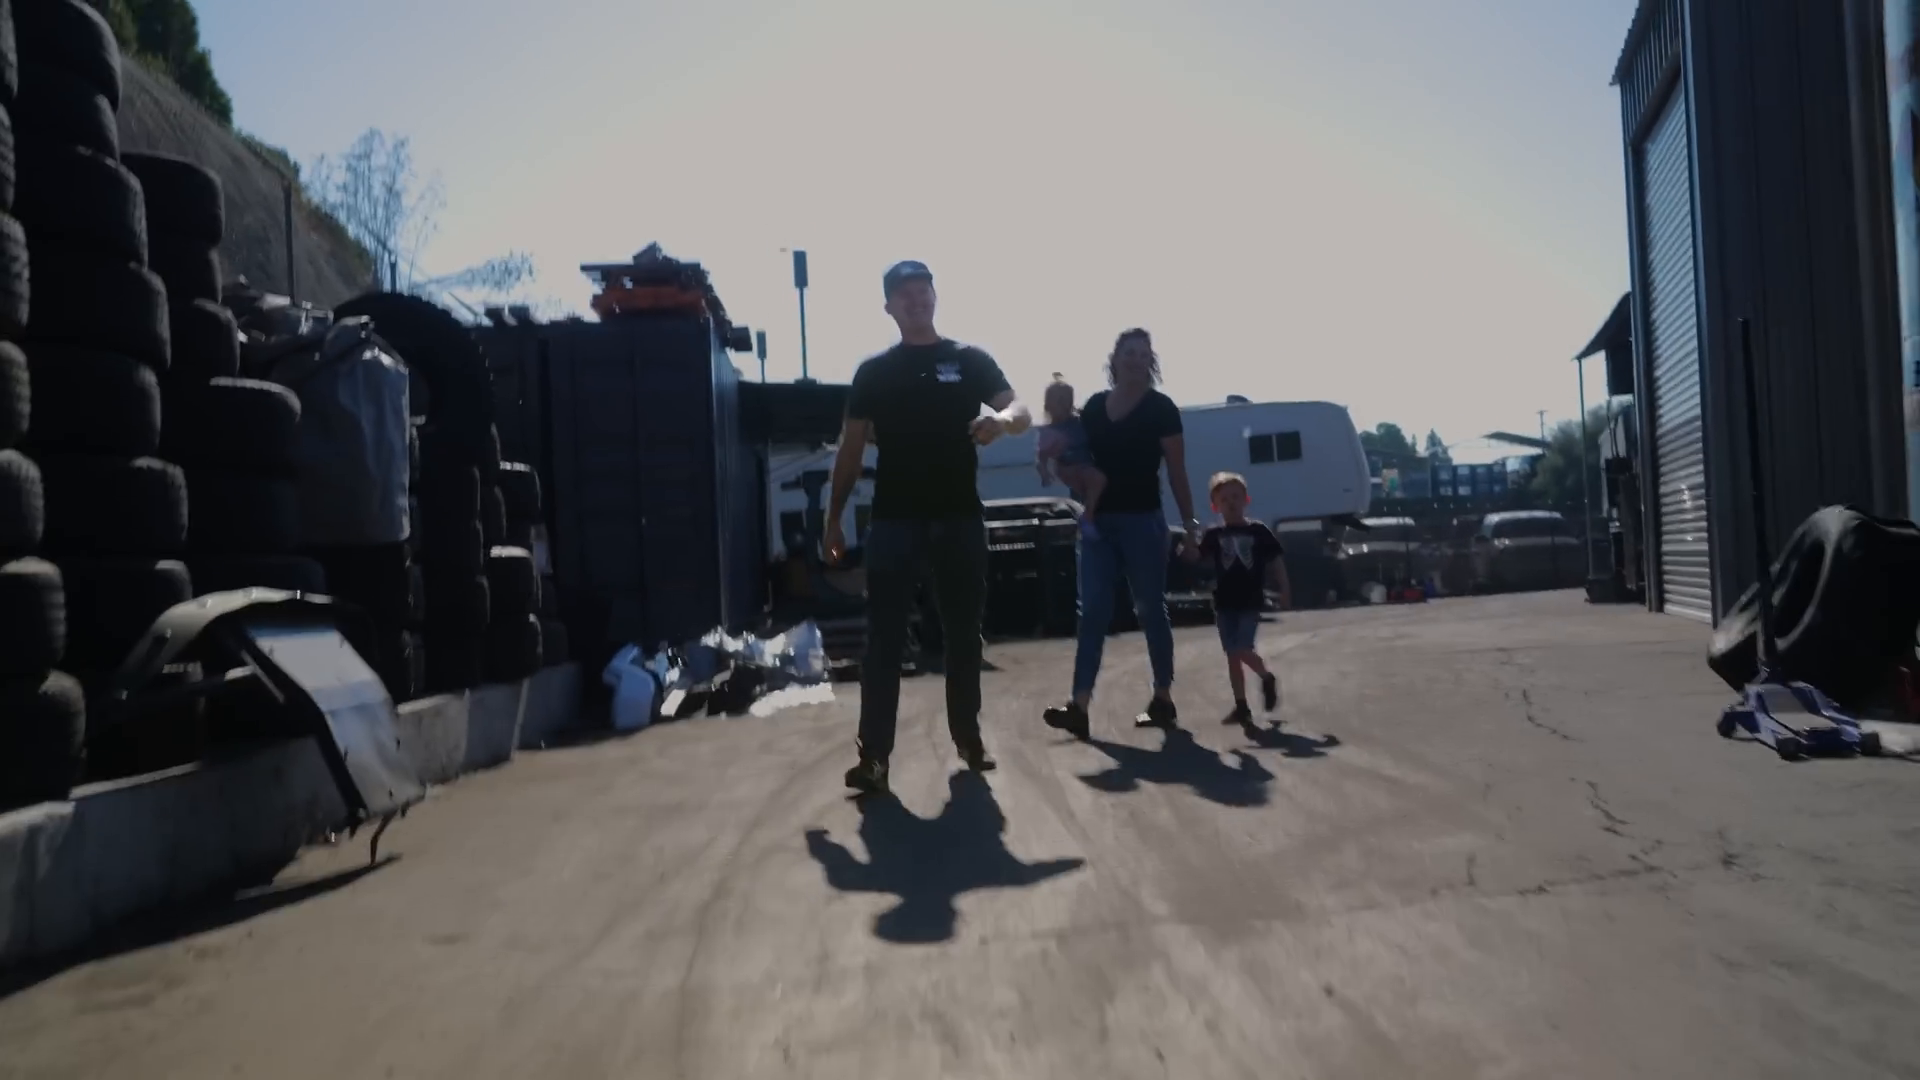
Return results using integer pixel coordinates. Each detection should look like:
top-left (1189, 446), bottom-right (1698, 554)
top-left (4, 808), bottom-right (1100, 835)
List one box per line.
top-left (1235, 717), bottom-right (1342, 759)
top-left (804, 772), bottom-right (1085, 944)
top-left (1079, 727), bottom-right (1275, 808)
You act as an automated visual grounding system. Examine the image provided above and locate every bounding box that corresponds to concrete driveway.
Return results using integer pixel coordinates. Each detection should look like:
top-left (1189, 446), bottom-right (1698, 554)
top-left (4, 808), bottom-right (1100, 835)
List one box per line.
top-left (3, 591), bottom-right (1919, 1079)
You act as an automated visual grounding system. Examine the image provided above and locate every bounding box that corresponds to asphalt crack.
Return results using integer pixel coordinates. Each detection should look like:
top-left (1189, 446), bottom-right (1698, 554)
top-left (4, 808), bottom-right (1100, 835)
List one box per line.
top-left (1518, 687), bottom-right (1579, 742)
top-left (1586, 780), bottom-right (1630, 836)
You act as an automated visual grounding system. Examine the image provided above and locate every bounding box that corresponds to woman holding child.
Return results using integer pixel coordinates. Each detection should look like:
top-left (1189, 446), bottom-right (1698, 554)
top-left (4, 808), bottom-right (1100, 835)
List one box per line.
top-left (1038, 328), bottom-right (1200, 738)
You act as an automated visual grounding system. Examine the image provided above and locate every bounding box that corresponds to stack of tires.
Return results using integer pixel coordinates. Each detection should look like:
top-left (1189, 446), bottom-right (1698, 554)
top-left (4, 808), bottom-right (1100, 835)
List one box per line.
top-left (334, 292), bottom-right (494, 693)
top-left (485, 463), bottom-right (543, 681)
top-left (13, 0), bottom-right (200, 780)
top-left (0, 0), bottom-right (87, 812)
top-left (308, 533), bottom-right (423, 702)
top-left (126, 152), bottom-right (323, 601)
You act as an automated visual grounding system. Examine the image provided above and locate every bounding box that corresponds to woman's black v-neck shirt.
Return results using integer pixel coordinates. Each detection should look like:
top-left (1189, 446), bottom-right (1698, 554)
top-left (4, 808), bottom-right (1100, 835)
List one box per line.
top-left (1081, 389), bottom-right (1182, 515)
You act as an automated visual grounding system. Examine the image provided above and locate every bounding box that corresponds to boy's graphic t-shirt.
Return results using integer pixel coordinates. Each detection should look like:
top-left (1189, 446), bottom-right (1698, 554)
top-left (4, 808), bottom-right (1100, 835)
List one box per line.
top-left (1200, 521), bottom-right (1283, 611)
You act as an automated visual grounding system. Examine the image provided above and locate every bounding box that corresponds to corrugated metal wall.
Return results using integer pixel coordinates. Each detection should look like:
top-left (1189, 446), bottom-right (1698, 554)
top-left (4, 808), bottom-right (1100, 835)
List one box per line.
top-left (1682, 0), bottom-right (1896, 617)
top-left (1614, 0), bottom-right (1904, 623)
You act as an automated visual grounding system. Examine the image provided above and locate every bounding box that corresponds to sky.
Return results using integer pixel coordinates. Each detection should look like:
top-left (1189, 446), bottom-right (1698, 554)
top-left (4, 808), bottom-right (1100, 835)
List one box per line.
top-left (196, 0), bottom-right (1639, 464)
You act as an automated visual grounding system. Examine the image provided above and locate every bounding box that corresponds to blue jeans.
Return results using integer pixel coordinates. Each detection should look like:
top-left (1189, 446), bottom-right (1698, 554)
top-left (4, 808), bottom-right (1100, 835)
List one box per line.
top-left (1072, 512), bottom-right (1175, 701)
top-left (1215, 608), bottom-right (1261, 653)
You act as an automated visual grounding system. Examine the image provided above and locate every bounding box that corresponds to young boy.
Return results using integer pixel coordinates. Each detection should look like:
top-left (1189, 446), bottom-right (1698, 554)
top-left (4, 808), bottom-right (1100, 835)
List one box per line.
top-left (1034, 377), bottom-right (1107, 538)
top-left (1184, 471), bottom-right (1292, 722)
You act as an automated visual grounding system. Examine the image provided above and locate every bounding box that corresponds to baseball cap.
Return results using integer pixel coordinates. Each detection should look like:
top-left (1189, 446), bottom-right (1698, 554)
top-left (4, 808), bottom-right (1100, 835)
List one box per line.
top-left (882, 260), bottom-right (933, 299)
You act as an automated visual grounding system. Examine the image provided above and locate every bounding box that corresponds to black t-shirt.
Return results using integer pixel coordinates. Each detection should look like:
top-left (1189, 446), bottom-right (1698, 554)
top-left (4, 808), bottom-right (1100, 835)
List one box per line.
top-left (1200, 521), bottom-right (1283, 611)
top-left (1081, 389), bottom-right (1182, 514)
top-left (846, 339), bottom-right (1012, 520)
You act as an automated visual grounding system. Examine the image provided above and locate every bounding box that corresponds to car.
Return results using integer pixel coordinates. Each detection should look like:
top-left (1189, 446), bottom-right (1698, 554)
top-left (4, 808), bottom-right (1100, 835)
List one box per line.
top-left (1470, 510), bottom-right (1587, 593)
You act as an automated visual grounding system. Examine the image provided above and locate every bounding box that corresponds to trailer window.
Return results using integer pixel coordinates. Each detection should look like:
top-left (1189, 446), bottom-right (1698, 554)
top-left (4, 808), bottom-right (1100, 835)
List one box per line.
top-left (1247, 431), bottom-right (1302, 465)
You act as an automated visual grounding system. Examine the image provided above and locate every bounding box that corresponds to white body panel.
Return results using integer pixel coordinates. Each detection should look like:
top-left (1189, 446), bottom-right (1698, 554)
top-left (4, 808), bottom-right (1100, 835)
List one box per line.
top-left (765, 400), bottom-right (1370, 559)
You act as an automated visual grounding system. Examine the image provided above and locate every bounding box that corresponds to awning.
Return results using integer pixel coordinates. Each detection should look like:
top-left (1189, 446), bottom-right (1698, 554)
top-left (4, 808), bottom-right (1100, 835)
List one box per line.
top-left (1574, 292), bottom-right (1636, 397)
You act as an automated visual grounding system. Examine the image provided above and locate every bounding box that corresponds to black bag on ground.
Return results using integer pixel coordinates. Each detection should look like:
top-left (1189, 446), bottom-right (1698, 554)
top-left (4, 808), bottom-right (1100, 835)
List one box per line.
top-left (1707, 505), bottom-right (1920, 709)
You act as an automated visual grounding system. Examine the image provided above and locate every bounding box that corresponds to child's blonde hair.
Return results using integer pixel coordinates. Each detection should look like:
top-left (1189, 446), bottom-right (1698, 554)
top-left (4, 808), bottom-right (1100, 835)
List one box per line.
top-left (1043, 376), bottom-right (1076, 423)
top-left (1208, 471), bottom-right (1249, 498)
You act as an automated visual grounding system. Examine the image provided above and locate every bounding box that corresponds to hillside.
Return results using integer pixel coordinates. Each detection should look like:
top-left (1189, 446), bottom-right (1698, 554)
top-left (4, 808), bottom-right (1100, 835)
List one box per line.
top-left (116, 63), bottom-right (373, 308)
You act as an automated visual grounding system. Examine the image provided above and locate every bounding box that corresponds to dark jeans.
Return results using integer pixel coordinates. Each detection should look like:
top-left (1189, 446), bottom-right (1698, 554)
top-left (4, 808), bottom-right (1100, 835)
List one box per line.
top-left (858, 516), bottom-right (988, 762)
top-left (1072, 511), bottom-right (1175, 700)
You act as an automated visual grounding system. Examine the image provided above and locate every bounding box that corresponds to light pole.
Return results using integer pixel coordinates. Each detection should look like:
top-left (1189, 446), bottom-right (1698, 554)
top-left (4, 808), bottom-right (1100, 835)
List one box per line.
top-left (786, 249), bottom-right (812, 383)
top-left (755, 329), bottom-right (768, 383)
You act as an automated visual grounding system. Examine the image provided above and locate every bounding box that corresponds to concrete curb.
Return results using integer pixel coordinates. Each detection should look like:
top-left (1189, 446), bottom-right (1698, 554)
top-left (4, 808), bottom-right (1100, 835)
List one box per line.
top-left (0, 662), bottom-right (584, 970)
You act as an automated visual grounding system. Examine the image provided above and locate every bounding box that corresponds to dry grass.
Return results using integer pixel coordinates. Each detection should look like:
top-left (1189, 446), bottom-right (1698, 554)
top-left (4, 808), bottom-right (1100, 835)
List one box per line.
top-left (115, 63), bottom-right (374, 307)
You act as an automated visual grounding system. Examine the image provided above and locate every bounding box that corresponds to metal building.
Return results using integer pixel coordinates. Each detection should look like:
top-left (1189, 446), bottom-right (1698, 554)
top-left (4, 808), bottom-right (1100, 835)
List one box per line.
top-left (1612, 0), bottom-right (1906, 623)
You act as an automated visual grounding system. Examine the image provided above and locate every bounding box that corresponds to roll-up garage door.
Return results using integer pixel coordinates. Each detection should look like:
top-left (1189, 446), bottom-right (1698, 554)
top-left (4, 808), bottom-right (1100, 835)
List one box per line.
top-left (1638, 89), bottom-right (1711, 621)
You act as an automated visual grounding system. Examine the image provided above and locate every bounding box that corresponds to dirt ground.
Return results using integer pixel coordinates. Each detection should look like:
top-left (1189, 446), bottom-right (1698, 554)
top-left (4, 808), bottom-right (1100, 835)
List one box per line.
top-left (3, 590), bottom-right (1919, 1080)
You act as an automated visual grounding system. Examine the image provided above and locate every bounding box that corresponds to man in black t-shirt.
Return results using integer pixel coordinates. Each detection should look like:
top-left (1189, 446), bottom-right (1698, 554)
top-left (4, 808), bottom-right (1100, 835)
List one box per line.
top-left (824, 260), bottom-right (1031, 794)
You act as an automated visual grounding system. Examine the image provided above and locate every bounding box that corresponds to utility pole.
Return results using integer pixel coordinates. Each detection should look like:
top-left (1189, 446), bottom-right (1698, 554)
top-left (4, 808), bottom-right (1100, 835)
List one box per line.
top-left (755, 330), bottom-right (768, 383)
top-left (791, 250), bottom-right (812, 383)
top-left (1537, 410), bottom-right (1548, 444)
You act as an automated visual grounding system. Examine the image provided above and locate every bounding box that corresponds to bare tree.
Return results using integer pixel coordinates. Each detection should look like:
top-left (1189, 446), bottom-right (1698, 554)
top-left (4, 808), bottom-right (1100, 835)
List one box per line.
top-left (307, 128), bottom-right (532, 296)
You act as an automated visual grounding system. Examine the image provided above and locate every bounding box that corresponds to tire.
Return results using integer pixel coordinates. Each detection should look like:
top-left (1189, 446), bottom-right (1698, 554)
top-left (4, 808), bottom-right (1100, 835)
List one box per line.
top-left (25, 247), bottom-right (169, 370)
top-left (418, 457), bottom-right (480, 521)
top-left (14, 60), bottom-right (114, 158)
top-left (538, 574), bottom-right (558, 617)
top-left (15, 143), bottom-right (146, 263)
top-left (0, 557), bottom-right (63, 675)
top-left (167, 298), bottom-right (241, 382)
top-left (148, 239), bottom-right (219, 305)
top-left (0, 0), bottom-right (17, 110)
top-left (425, 628), bottom-right (484, 693)
top-left (183, 469), bottom-right (298, 555)
top-left (334, 293), bottom-right (493, 461)
top-left (371, 629), bottom-right (419, 702)
top-left (21, 344), bottom-right (161, 457)
top-left (159, 377), bottom-right (300, 475)
top-left (0, 213), bottom-right (26, 337)
top-left (57, 556), bottom-right (192, 672)
top-left (0, 670), bottom-right (86, 810)
top-left (0, 341), bottom-right (25, 448)
top-left (485, 545), bottom-right (536, 617)
top-left (420, 517), bottom-right (484, 578)
top-left (121, 154), bottom-right (223, 247)
top-left (497, 461), bottom-right (540, 523)
top-left (504, 519), bottom-right (533, 549)
top-left (0, 104), bottom-right (16, 212)
top-left (186, 554), bottom-right (326, 595)
top-left (408, 561), bottom-right (424, 626)
top-left (481, 484), bottom-right (506, 545)
top-left (37, 453), bottom-right (184, 554)
top-left (485, 612), bottom-right (542, 683)
top-left (0, 447), bottom-right (41, 555)
top-left (12, 0), bottom-right (121, 108)
top-left (541, 618), bottom-right (569, 666)
top-left (423, 568), bottom-right (489, 628)
top-left (308, 543), bottom-right (412, 623)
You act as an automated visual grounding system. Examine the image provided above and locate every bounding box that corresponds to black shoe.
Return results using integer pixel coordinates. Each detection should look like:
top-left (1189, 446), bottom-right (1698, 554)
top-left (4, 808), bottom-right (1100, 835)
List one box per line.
top-left (1226, 702), bottom-right (1253, 725)
top-left (1135, 697), bottom-right (1179, 728)
top-left (958, 741), bottom-right (997, 772)
top-left (1043, 701), bottom-right (1091, 740)
top-left (844, 757), bottom-right (889, 794)
top-left (1260, 672), bottom-right (1279, 712)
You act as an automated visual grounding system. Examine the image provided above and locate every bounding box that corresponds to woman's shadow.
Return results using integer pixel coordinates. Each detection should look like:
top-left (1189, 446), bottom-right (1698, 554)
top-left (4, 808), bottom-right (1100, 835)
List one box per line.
top-left (804, 772), bottom-right (1085, 944)
top-left (1079, 727), bottom-right (1276, 807)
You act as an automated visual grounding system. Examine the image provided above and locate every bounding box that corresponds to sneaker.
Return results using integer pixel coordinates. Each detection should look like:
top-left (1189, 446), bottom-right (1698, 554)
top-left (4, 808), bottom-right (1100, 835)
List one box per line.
top-left (844, 757), bottom-right (889, 795)
top-left (1043, 701), bottom-right (1091, 740)
top-left (1260, 672), bottom-right (1279, 712)
top-left (958, 741), bottom-right (998, 772)
top-left (1135, 696), bottom-right (1179, 728)
top-left (1225, 702), bottom-right (1253, 725)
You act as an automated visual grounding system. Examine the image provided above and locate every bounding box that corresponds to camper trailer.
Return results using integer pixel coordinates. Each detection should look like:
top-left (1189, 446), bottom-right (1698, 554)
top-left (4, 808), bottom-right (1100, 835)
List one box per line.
top-left (766, 399), bottom-right (1370, 560)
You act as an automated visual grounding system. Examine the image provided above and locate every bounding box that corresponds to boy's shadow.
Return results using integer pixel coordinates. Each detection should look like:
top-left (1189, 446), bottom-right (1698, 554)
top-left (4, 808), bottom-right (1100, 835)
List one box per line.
top-left (1079, 727), bottom-right (1274, 807)
top-left (804, 772), bottom-right (1085, 945)
top-left (1235, 717), bottom-right (1341, 759)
